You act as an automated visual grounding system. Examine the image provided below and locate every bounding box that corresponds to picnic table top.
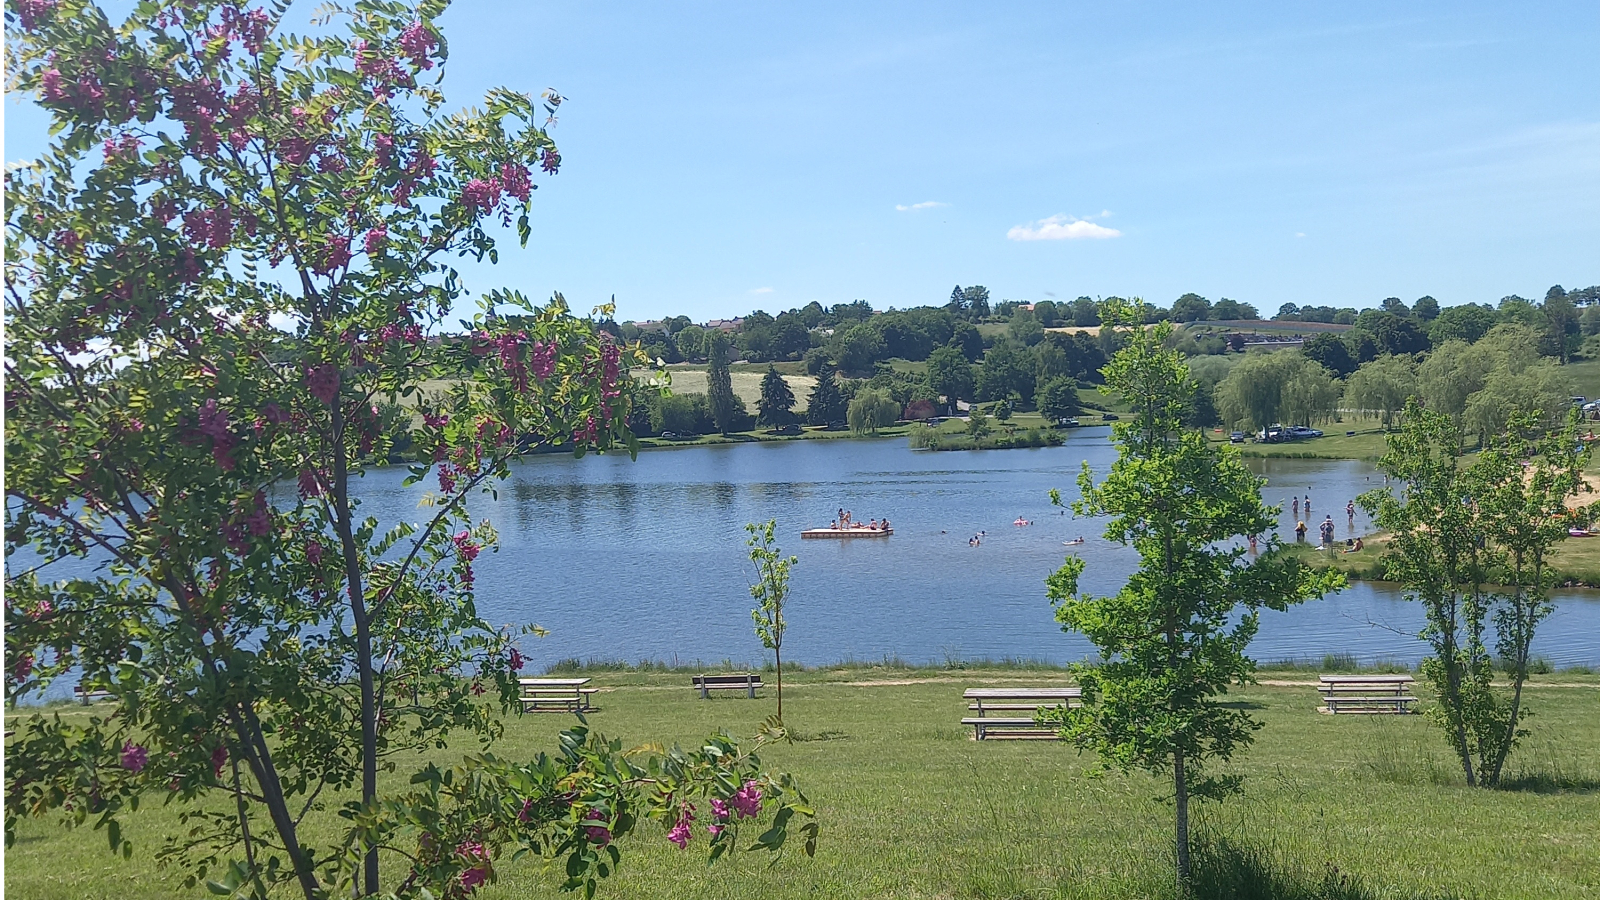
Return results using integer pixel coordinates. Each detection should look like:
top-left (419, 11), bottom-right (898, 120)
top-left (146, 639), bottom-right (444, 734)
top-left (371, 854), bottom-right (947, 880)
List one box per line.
top-left (518, 677), bottom-right (591, 688)
top-left (963, 687), bottom-right (1081, 699)
top-left (1318, 675), bottom-right (1414, 683)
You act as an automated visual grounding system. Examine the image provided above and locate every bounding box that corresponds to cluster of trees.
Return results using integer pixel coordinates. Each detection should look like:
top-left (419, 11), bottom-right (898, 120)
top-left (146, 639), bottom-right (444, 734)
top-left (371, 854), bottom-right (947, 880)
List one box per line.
top-left (1213, 317), bottom-right (1581, 443)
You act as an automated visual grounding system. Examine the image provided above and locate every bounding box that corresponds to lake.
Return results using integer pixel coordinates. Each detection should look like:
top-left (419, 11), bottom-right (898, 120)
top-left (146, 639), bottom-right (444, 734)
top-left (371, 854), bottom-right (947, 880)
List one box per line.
top-left (331, 430), bottom-right (1600, 672)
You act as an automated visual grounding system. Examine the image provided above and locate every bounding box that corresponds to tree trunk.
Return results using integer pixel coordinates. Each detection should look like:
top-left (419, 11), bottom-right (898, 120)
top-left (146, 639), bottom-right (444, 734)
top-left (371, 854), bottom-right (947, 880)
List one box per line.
top-left (330, 405), bottom-right (380, 895)
top-left (232, 709), bottom-right (321, 899)
top-left (1174, 748), bottom-right (1191, 888)
top-left (775, 645), bottom-right (783, 721)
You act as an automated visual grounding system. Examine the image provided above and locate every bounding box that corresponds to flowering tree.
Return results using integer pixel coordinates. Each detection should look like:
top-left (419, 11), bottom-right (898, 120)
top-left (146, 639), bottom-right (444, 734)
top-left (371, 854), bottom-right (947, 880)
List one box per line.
top-left (3, 1), bottom-right (813, 897)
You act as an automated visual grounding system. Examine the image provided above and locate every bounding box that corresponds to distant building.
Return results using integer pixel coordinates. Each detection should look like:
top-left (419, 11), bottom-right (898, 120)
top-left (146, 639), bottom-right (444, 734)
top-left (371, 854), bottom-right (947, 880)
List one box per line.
top-left (632, 320), bottom-right (668, 333)
top-left (705, 317), bottom-right (745, 332)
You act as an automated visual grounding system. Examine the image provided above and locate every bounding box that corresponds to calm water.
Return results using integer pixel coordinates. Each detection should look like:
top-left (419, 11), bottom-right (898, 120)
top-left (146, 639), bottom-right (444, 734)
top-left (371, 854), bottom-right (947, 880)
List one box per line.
top-left (336, 431), bottom-right (1600, 671)
top-left (15, 432), bottom-right (1600, 700)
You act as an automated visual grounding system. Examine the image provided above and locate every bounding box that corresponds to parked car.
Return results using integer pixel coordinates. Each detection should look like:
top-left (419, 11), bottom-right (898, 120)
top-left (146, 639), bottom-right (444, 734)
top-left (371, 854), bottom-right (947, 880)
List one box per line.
top-left (1229, 431), bottom-right (1245, 443)
top-left (1059, 417), bottom-right (1081, 428)
top-left (659, 432), bottom-right (678, 439)
top-left (773, 424), bottom-right (802, 436)
top-left (1101, 413), bottom-right (1119, 421)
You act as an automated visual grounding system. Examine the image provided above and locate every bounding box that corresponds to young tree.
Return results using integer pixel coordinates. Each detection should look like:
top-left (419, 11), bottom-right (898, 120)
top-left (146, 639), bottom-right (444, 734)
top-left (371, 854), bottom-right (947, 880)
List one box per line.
top-left (1036, 376), bottom-right (1082, 422)
top-left (3, 3), bottom-right (812, 896)
top-left (966, 406), bottom-right (992, 438)
top-left (993, 398), bottom-right (1013, 422)
top-left (746, 521), bottom-right (796, 722)
top-left (1045, 299), bottom-right (1341, 887)
top-left (804, 371), bottom-right (844, 426)
top-left (1359, 405), bottom-right (1589, 787)
top-left (925, 345), bottom-right (975, 413)
top-left (706, 332), bottom-right (739, 434)
top-left (757, 365), bottom-right (796, 427)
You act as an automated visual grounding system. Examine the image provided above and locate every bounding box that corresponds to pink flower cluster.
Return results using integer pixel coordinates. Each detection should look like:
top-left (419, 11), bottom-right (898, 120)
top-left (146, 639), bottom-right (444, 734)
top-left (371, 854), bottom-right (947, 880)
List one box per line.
top-left (540, 147), bottom-right (561, 175)
top-left (398, 21), bottom-right (439, 70)
top-left (221, 6), bottom-right (272, 56)
top-left (121, 742), bottom-right (148, 773)
top-left (572, 415), bottom-right (598, 445)
top-left (297, 468), bottom-right (325, 499)
top-left (452, 530), bottom-right (480, 563)
top-left (183, 206), bottom-right (234, 251)
top-left (304, 364), bottom-right (339, 404)
top-left (364, 224), bottom-right (387, 255)
top-left (16, 0), bottom-right (57, 31)
top-left (13, 653), bottom-right (35, 682)
top-left (456, 841), bottom-right (490, 892)
top-left (667, 804), bottom-right (695, 849)
top-left (313, 236), bottom-right (351, 274)
top-left (583, 808), bottom-right (612, 845)
top-left (500, 163), bottom-right (531, 203)
top-left (461, 178), bottom-right (502, 215)
top-left (508, 647), bottom-right (524, 672)
top-left (210, 744), bottom-right (228, 778)
top-left (705, 780), bottom-right (763, 838)
top-left (306, 540), bottom-right (324, 566)
top-left (352, 39), bottom-right (414, 101)
top-left (102, 133), bottom-right (141, 164)
top-left (197, 398), bottom-right (237, 470)
top-left (423, 411), bottom-right (449, 429)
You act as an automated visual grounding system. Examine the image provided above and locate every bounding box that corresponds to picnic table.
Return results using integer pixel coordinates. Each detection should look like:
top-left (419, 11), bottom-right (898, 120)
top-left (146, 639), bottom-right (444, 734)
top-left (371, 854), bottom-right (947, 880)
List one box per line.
top-left (1317, 675), bottom-right (1417, 714)
top-left (961, 687), bottom-right (1082, 740)
top-left (518, 677), bottom-right (598, 713)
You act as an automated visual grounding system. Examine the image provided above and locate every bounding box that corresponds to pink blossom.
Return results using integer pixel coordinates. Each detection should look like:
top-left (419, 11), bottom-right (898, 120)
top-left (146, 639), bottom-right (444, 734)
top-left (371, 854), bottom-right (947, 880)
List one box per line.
top-left (315, 238), bottom-right (351, 274)
top-left (211, 744), bottom-right (228, 778)
top-left (508, 647), bottom-right (524, 672)
top-left (373, 133), bottom-right (394, 167)
top-left (666, 804), bottom-right (695, 849)
top-left (452, 530), bottom-right (480, 562)
top-left (16, 0), bottom-right (57, 31)
top-left (237, 8), bottom-right (270, 55)
top-left (460, 178), bottom-right (502, 214)
top-left (306, 540), bottom-right (324, 566)
top-left (437, 463), bottom-right (457, 493)
top-left (121, 742), bottom-right (148, 773)
top-left (40, 68), bottom-right (66, 102)
top-left (364, 225), bottom-right (387, 255)
top-left (583, 808), bottom-right (612, 845)
top-left (279, 136), bottom-right (311, 167)
top-left (423, 411), bottom-right (448, 428)
top-left (30, 599), bottom-right (54, 620)
top-left (711, 798), bottom-right (729, 820)
top-left (572, 416), bottom-right (598, 445)
top-left (305, 364), bottom-right (339, 404)
top-left (500, 163), bottom-right (531, 203)
top-left (730, 781), bottom-right (763, 818)
top-left (398, 21), bottom-right (439, 69)
top-left (102, 133), bottom-right (142, 164)
top-left (540, 147), bottom-right (561, 175)
top-left (317, 151), bottom-right (346, 173)
top-left (13, 653), bottom-right (35, 681)
top-left (409, 150), bottom-right (436, 179)
top-left (229, 129), bottom-right (251, 151)
top-left (197, 399), bottom-right (232, 441)
top-left (457, 840), bottom-right (489, 891)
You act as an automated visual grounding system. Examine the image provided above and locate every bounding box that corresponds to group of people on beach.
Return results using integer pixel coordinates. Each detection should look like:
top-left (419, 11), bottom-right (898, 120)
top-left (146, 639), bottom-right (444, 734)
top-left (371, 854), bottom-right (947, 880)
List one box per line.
top-left (831, 508), bottom-right (889, 531)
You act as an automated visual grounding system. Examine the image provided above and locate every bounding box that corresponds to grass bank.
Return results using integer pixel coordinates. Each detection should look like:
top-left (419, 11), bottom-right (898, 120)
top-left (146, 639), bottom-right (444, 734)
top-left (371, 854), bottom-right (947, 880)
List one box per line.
top-left (8, 665), bottom-right (1600, 899)
top-left (1281, 530), bottom-right (1600, 589)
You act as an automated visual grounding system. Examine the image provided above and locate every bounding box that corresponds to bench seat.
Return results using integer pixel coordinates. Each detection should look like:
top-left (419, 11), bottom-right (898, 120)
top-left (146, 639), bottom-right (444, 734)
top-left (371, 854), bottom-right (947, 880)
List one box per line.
top-left (691, 673), bottom-right (763, 698)
top-left (1317, 675), bottom-right (1417, 714)
top-left (960, 717), bottom-right (1064, 740)
top-left (519, 687), bottom-right (598, 713)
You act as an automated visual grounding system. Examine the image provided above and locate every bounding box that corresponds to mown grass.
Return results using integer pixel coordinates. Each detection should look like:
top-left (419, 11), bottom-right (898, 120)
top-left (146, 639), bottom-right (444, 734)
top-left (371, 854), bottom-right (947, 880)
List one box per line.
top-left (1207, 419), bottom-right (1393, 462)
top-left (8, 665), bottom-right (1600, 900)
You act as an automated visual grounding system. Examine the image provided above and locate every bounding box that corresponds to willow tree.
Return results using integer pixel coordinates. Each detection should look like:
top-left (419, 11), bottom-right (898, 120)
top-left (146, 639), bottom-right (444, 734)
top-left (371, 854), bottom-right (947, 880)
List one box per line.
top-left (1046, 299), bottom-right (1342, 887)
top-left (4, 2), bottom-right (812, 896)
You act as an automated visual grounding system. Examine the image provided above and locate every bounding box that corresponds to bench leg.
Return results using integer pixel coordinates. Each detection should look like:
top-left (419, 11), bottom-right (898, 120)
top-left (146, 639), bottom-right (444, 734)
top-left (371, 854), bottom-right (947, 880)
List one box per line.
top-left (699, 684), bottom-right (709, 699)
top-left (747, 679), bottom-right (755, 699)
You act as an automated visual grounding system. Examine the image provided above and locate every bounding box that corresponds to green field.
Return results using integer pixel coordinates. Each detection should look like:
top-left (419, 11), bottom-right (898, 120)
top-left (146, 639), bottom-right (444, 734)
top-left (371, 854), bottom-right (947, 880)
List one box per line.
top-left (8, 664), bottom-right (1600, 899)
top-left (1204, 417), bottom-right (1393, 461)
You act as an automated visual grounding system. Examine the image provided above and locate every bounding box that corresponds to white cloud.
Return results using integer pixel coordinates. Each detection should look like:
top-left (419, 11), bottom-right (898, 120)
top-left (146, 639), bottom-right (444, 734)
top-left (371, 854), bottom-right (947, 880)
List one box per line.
top-left (1006, 214), bottom-right (1122, 241)
top-left (750, 287), bottom-right (774, 294)
top-left (895, 201), bottom-right (948, 211)
top-left (1295, 232), bottom-right (1306, 238)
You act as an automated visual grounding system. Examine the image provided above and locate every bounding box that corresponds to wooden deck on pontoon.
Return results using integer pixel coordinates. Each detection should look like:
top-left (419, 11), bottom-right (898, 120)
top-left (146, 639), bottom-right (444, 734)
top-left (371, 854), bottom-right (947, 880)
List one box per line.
top-left (802, 527), bottom-right (893, 538)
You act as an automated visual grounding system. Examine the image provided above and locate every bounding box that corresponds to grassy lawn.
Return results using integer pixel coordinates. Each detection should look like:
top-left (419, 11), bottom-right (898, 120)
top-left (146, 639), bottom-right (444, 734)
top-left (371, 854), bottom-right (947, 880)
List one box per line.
top-left (1205, 417), bottom-right (1393, 461)
top-left (8, 664), bottom-right (1600, 899)
top-left (655, 365), bottom-right (818, 412)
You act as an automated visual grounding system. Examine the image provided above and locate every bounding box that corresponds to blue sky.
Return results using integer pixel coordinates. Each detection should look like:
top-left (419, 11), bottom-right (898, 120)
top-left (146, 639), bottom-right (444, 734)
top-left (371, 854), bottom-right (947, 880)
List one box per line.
top-left (6, 1), bottom-right (1597, 323)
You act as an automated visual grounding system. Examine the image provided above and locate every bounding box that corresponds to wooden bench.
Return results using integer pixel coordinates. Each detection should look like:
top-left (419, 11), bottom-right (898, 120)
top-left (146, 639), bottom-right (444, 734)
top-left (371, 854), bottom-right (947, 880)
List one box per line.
top-left (691, 672), bottom-right (763, 699)
top-left (74, 685), bottom-right (112, 705)
top-left (961, 687), bottom-right (1082, 740)
top-left (518, 678), bottom-right (598, 713)
top-left (1318, 675), bottom-right (1417, 714)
